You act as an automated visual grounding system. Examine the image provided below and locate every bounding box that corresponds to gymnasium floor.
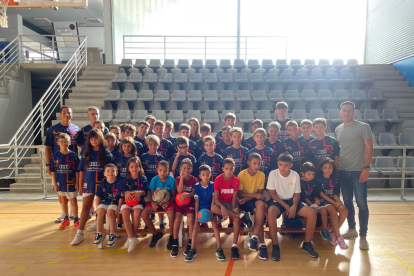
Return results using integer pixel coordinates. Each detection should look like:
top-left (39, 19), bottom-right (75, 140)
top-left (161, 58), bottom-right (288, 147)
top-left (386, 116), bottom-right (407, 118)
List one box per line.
top-left (0, 202), bottom-right (413, 276)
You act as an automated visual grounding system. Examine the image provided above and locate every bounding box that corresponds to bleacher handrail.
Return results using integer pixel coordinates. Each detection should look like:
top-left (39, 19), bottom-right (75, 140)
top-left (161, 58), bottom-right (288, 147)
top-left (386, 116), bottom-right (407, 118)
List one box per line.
top-left (0, 36), bottom-right (21, 80)
top-left (0, 36), bottom-right (87, 180)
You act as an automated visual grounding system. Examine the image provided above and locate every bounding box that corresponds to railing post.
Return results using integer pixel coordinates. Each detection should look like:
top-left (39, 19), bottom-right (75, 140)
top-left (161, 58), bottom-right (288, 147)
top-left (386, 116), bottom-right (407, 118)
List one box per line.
top-left (74, 52), bottom-right (78, 82)
top-left (40, 43), bottom-right (42, 64)
top-left (40, 100), bottom-right (44, 140)
top-left (245, 37), bottom-right (247, 62)
top-left (204, 37), bottom-right (207, 60)
top-left (401, 147), bottom-right (406, 199)
top-left (164, 37), bottom-right (166, 60)
top-left (39, 146), bottom-right (47, 198)
top-left (59, 75), bottom-right (63, 106)
top-left (52, 35), bottom-right (55, 67)
top-left (13, 138), bottom-right (18, 177)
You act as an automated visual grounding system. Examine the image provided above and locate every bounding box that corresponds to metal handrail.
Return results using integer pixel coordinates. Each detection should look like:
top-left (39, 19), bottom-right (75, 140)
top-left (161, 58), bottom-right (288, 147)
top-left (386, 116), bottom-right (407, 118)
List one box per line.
top-left (0, 37), bottom-right (21, 80)
top-left (0, 35), bottom-right (87, 181)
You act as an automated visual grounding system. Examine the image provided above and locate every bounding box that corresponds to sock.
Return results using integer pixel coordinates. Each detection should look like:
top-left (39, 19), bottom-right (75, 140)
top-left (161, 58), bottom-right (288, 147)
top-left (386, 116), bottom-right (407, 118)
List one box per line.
top-left (303, 242), bottom-right (310, 245)
top-left (273, 244), bottom-right (279, 249)
top-left (232, 243), bottom-right (237, 248)
top-left (259, 243), bottom-right (266, 247)
top-left (97, 232), bottom-right (102, 235)
top-left (251, 235), bottom-right (258, 240)
top-left (187, 239), bottom-right (192, 247)
top-left (74, 217), bottom-right (79, 223)
top-left (69, 205), bottom-right (73, 216)
top-left (77, 229), bottom-right (83, 235)
top-left (64, 215), bottom-right (70, 221)
top-left (118, 223), bottom-right (122, 228)
top-left (173, 238), bottom-right (178, 245)
top-left (59, 203), bottom-right (64, 216)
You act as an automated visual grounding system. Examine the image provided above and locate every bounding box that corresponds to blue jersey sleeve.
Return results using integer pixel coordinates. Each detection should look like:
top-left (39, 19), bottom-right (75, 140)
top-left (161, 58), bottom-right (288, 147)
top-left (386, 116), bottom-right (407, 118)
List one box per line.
top-left (49, 155), bottom-right (55, 173)
top-left (106, 151), bottom-right (115, 164)
top-left (333, 139), bottom-right (340, 157)
top-left (44, 127), bottom-right (54, 147)
top-left (170, 153), bottom-right (176, 171)
top-left (95, 181), bottom-right (105, 197)
top-left (141, 176), bottom-right (149, 197)
top-left (78, 156), bottom-right (85, 171)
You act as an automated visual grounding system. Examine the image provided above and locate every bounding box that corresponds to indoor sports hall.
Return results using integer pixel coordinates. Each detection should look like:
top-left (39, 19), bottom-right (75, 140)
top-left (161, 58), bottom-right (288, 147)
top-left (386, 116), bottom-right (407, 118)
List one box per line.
top-left (0, 0), bottom-right (413, 275)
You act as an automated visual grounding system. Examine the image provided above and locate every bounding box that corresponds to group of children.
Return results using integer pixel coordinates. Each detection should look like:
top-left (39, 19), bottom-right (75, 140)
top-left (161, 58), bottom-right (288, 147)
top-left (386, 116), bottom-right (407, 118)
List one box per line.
top-left (49, 102), bottom-right (349, 262)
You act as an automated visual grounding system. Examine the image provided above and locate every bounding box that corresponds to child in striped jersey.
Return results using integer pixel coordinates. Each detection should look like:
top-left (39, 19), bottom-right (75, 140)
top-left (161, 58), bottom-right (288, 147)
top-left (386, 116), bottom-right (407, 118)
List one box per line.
top-left (244, 119), bottom-right (263, 150)
top-left (224, 127), bottom-right (249, 176)
top-left (196, 123), bottom-right (212, 157)
top-left (163, 120), bottom-right (176, 144)
top-left (248, 128), bottom-right (274, 184)
top-left (215, 125), bottom-right (233, 156)
top-left (135, 121), bottom-right (150, 154)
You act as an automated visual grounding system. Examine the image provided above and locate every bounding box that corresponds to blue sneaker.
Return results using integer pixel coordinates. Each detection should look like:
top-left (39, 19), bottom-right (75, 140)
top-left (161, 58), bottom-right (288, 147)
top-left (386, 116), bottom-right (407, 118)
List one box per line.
top-left (258, 245), bottom-right (268, 260)
top-left (320, 229), bottom-right (331, 241)
top-left (248, 237), bottom-right (258, 252)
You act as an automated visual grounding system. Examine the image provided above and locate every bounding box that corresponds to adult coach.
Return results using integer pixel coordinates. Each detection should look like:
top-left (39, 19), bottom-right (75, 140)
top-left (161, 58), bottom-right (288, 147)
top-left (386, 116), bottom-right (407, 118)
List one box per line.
top-left (44, 106), bottom-right (79, 222)
top-left (335, 101), bottom-right (373, 250)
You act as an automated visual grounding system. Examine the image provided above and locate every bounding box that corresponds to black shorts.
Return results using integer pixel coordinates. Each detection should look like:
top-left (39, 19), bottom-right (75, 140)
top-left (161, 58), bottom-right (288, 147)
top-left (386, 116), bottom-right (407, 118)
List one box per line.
top-left (268, 198), bottom-right (306, 218)
top-left (239, 199), bottom-right (264, 214)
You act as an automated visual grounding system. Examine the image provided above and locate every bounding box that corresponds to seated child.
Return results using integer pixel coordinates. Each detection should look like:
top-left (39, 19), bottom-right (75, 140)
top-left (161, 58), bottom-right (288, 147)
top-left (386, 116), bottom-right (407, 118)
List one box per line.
top-left (197, 135), bottom-right (223, 181)
top-left (224, 127), bottom-right (249, 176)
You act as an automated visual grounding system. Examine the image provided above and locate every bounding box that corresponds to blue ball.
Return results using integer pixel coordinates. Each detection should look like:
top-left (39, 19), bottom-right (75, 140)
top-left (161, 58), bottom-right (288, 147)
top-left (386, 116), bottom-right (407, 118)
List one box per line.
top-left (197, 208), bottom-right (212, 223)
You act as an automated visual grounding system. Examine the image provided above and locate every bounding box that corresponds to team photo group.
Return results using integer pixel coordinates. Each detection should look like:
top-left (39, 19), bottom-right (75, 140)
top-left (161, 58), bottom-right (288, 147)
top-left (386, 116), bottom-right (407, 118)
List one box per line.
top-left (46, 99), bottom-right (373, 262)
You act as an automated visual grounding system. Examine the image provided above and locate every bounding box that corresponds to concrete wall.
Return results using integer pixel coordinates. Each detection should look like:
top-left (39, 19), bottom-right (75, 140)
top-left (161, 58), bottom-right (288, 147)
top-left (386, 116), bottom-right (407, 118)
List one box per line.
top-left (0, 14), bottom-right (22, 42)
top-left (78, 27), bottom-right (105, 52)
top-left (0, 70), bottom-right (33, 144)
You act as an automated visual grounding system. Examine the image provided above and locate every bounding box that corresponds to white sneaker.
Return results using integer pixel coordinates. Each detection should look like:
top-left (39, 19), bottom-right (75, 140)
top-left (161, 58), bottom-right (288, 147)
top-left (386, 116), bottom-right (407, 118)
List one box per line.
top-left (86, 222), bottom-right (97, 232)
top-left (71, 234), bottom-right (84, 245)
top-left (55, 215), bottom-right (65, 223)
top-left (341, 229), bottom-right (358, 239)
top-left (128, 238), bottom-right (138, 253)
top-left (124, 239), bottom-right (130, 248)
top-left (359, 239), bottom-right (369, 250)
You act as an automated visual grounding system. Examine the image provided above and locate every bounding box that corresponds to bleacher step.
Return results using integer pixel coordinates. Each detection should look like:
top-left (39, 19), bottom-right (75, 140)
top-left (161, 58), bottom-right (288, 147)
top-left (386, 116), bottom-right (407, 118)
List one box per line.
top-left (370, 75), bottom-right (404, 80)
top-left (379, 87), bottom-right (414, 93)
top-left (75, 80), bottom-right (112, 88)
top-left (65, 98), bottom-right (105, 106)
top-left (69, 92), bottom-right (108, 98)
top-left (360, 65), bottom-right (396, 71)
top-left (79, 75), bottom-right (115, 81)
top-left (84, 65), bottom-right (120, 71)
top-left (382, 92), bottom-right (414, 98)
top-left (82, 70), bottom-right (118, 76)
top-left (72, 87), bottom-right (110, 93)
top-left (69, 105), bottom-right (104, 113)
top-left (372, 80), bottom-right (409, 88)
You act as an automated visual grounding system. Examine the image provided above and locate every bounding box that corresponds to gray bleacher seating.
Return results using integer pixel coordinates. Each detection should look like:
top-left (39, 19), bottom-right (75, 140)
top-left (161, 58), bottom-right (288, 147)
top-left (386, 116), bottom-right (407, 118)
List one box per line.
top-left (368, 90), bottom-right (387, 101)
top-left (188, 90), bottom-right (203, 102)
top-left (120, 59), bottom-right (132, 69)
top-left (302, 90), bottom-right (318, 101)
top-left (112, 73), bottom-right (127, 83)
top-left (186, 110), bottom-right (202, 121)
top-left (113, 110), bottom-right (131, 123)
top-left (174, 73), bottom-right (188, 84)
top-left (122, 90), bottom-right (137, 101)
top-left (262, 59), bottom-right (275, 71)
top-left (221, 90), bottom-right (235, 102)
top-left (304, 59), bottom-right (318, 70)
top-left (169, 110), bottom-right (184, 123)
top-left (189, 73), bottom-right (203, 84)
top-left (318, 59), bottom-right (331, 70)
top-left (280, 72), bottom-right (295, 83)
top-left (148, 59), bottom-right (161, 70)
top-left (375, 157), bottom-right (401, 176)
top-left (296, 73), bottom-right (311, 84)
top-left (221, 110), bottom-right (235, 122)
top-left (326, 68), bottom-right (337, 74)
top-left (352, 90), bottom-right (368, 101)
top-left (154, 90), bottom-right (169, 102)
top-left (269, 68), bottom-right (280, 75)
top-left (379, 133), bottom-right (397, 146)
top-left (213, 68), bottom-right (224, 77)
top-left (347, 59), bottom-right (359, 69)
top-left (383, 109), bottom-right (404, 123)
top-left (131, 110), bottom-right (148, 123)
top-left (134, 59), bottom-right (147, 69)
top-left (256, 110), bottom-right (272, 123)
top-left (143, 73), bottom-right (157, 83)
top-left (290, 59), bottom-right (303, 69)
top-left (191, 59), bottom-right (204, 71)
top-left (138, 90), bottom-right (153, 101)
top-left (204, 73), bottom-right (218, 84)
top-left (328, 109), bottom-right (342, 123)
top-left (177, 59), bottom-right (189, 70)
top-left (236, 90), bottom-right (251, 102)
top-left (248, 59), bottom-right (260, 70)
top-left (335, 89), bottom-right (351, 101)
top-left (204, 90), bottom-right (219, 102)
top-left (269, 90), bottom-right (284, 101)
top-left (159, 73), bottom-right (173, 84)
top-left (205, 60), bottom-right (218, 71)
top-left (326, 72), bottom-right (343, 84)
top-left (235, 73), bottom-right (249, 84)
top-left (364, 109), bottom-right (386, 123)
top-left (104, 90), bottom-right (121, 101)
top-left (220, 73), bottom-right (233, 84)
top-left (399, 133), bottom-right (414, 146)
top-left (242, 68), bottom-right (252, 75)
top-left (171, 90), bottom-right (186, 102)
top-left (310, 109), bottom-right (325, 121)
top-left (234, 59), bottom-right (246, 71)
top-left (100, 110), bottom-right (113, 123)
top-left (163, 59), bottom-right (175, 70)
top-left (171, 68), bottom-right (181, 76)
top-left (297, 68), bottom-right (308, 74)
top-left (253, 90), bottom-right (268, 102)
top-left (397, 156), bottom-right (414, 174)
top-left (283, 68), bottom-right (294, 74)
top-left (152, 110), bottom-right (167, 121)
top-left (318, 90), bottom-right (334, 101)
top-left (286, 90), bottom-right (301, 101)
top-left (219, 59), bottom-right (232, 71)
top-left (127, 73), bottom-right (143, 83)
top-left (342, 72), bottom-right (359, 83)
top-left (265, 73), bottom-right (279, 84)
top-left (340, 67), bottom-right (352, 75)
top-left (240, 110), bottom-right (255, 123)
top-left (354, 109), bottom-right (366, 122)
top-left (276, 59), bottom-right (289, 70)
top-left (358, 72), bottom-right (374, 84)
top-left (204, 110), bottom-right (220, 124)
top-left (292, 109), bottom-right (307, 121)
top-left (333, 59), bottom-right (346, 70)
top-left (250, 73), bottom-right (264, 83)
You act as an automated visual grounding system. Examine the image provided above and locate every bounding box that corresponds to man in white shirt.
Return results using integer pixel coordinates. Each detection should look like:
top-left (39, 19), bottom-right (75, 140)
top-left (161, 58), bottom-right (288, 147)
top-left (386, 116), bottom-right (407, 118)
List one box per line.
top-left (267, 153), bottom-right (318, 261)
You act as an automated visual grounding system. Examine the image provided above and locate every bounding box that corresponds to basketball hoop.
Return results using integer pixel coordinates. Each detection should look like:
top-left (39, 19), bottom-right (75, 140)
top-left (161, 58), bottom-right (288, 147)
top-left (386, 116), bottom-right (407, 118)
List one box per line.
top-left (0, 0), bottom-right (9, 28)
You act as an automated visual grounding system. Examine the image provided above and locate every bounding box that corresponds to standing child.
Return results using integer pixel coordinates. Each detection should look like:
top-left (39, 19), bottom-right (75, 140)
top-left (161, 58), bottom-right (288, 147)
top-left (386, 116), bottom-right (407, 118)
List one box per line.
top-left (105, 132), bottom-right (121, 160)
top-left (50, 133), bottom-right (80, 229)
top-left (215, 125), bottom-right (233, 156)
top-left (173, 124), bottom-right (199, 158)
top-left (224, 127), bottom-right (249, 176)
top-left (244, 119), bottom-right (263, 150)
top-left (120, 157), bottom-right (149, 252)
top-left (185, 164), bottom-right (224, 262)
top-left (71, 129), bottom-right (114, 245)
top-left (109, 125), bottom-right (121, 141)
top-left (315, 157), bottom-right (349, 249)
top-left (141, 161), bottom-right (176, 249)
top-left (196, 123), bottom-right (212, 156)
top-left (307, 118), bottom-right (340, 168)
top-left (171, 159), bottom-right (198, 257)
top-left (299, 119), bottom-right (315, 148)
top-left (77, 106), bottom-right (109, 150)
top-left (215, 112), bottom-right (245, 145)
top-left (283, 120), bottom-right (307, 174)
top-left (163, 120), bottom-right (176, 144)
top-left (188, 117), bottom-right (202, 142)
top-left (93, 164), bottom-right (123, 247)
top-left (145, 115), bottom-right (156, 135)
top-left (115, 137), bottom-right (138, 178)
top-left (237, 153), bottom-right (268, 260)
top-left (123, 124), bottom-right (144, 155)
top-left (274, 101), bottom-right (290, 141)
top-left (135, 121), bottom-right (150, 154)
top-left (154, 120), bottom-right (175, 161)
top-left (265, 121), bottom-right (285, 169)
top-left (211, 158), bottom-right (253, 260)
top-left (248, 128), bottom-right (274, 184)
top-left (198, 136), bottom-right (223, 181)
top-left (171, 136), bottom-right (197, 178)
top-left (267, 153), bottom-right (319, 260)
top-left (300, 162), bottom-right (331, 242)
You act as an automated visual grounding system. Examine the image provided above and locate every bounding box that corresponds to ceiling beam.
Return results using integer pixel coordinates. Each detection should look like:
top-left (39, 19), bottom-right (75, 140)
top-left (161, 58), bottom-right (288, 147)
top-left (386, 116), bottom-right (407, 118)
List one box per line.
top-left (8, 0), bottom-right (88, 8)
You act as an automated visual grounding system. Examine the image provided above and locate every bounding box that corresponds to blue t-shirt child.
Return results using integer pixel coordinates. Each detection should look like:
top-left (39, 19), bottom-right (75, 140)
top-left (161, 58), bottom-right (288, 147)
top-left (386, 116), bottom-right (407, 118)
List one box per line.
top-left (149, 175), bottom-right (176, 197)
top-left (194, 182), bottom-right (215, 211)
top-left (49, 151), bottom-right (79, 192)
